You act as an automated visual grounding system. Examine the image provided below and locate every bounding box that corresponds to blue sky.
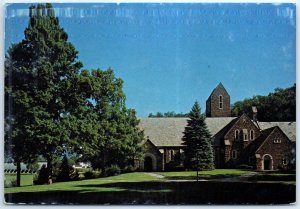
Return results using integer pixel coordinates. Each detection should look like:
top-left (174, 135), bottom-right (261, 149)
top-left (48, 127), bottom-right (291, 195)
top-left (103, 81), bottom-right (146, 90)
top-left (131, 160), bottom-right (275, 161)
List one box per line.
top-left (5, 3), bottom-right (296, 117)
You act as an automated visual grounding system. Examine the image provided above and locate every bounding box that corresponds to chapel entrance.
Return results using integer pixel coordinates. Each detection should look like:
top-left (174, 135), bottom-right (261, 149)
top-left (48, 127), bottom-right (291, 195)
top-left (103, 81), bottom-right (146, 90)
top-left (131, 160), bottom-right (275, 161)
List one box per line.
top-left (263, 155), bottom-right (272, 170)
top-left (144, 156), bottom-right (153, 172)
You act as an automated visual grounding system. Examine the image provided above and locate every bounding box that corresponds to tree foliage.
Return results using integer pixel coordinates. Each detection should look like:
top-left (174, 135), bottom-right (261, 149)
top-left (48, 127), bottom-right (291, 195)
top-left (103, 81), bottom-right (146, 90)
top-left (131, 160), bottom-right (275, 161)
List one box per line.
top-left (182, 102), bottom-right (214, 170)
top-left (148, 111), bottom-right (188, 118)
top-left (84, 69), bottom-right (144, 170)
top-left (5, 3), bottom-right (85, 184)
top-left (231, 84), bottom-right (296, 121)
top-left (5, 3), bottom-right (144, 185)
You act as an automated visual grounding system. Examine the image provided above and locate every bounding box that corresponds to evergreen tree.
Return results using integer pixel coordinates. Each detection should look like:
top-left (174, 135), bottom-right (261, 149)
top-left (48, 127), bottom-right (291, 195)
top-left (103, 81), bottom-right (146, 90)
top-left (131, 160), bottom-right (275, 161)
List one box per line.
top-left (57, 155), bottom-right (70, 182)
top-left (182, 101), bottom-right (214, 170)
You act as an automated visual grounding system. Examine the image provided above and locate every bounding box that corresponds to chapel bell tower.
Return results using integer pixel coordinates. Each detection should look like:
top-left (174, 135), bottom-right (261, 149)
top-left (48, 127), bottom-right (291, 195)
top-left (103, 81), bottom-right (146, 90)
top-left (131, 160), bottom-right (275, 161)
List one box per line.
top-left (206, 83), bottom-right (231, 117)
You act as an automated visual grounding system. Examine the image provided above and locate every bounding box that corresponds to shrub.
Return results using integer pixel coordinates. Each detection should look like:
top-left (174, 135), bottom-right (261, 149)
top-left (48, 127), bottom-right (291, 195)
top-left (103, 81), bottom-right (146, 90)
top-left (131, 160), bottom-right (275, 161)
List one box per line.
top-left (104, 165), bottom-right (121, 177)
top-left (122, 165), bottom-right (136, 173)
top-left (84, 170), bottom-right (101, 179)
top-left (69, 169), bottom-right (80, 181)
top-left (238, 164), bottom-right (253, 170)
top-left (54, 156), bottom-right (81, 182)
top-left (4, 179), bottom-right (18, 188)
top-left (33, 165), bottom-right (48, 185)
top-left (56, 155), bottom-right (71, 182)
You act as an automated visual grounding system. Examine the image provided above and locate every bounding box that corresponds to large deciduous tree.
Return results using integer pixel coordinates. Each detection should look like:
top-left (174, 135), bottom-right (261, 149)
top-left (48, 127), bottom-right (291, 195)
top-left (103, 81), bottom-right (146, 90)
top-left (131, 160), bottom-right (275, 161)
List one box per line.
top-left (182, 101), bottom-right (214, 170)
top-left (5, 3), bottom-right (83, 184)
top-left (87, 69), bottom-right (144, 170)
top-left (231, 84), bottom-right (296, 122)
top-left (5, 3), bottom-right (145, 185)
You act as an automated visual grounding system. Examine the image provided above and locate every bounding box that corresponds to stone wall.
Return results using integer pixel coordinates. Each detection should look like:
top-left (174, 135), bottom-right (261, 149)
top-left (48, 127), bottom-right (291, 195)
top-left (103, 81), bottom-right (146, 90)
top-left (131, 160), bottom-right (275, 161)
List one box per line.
top-left (223, 114), bottom-right (261, 167)
top-left (206, 83), bottom-right (231, 117)
top-left (256, 127), bottom-right (292, 170)
top-left (138, 140), bottom-right (163, 171)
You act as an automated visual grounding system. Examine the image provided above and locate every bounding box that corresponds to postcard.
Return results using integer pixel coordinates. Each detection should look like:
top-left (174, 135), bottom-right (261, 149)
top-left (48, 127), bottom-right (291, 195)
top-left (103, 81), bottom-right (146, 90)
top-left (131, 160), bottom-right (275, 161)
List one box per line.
top-left (4, 2), bottom-right (296, 205)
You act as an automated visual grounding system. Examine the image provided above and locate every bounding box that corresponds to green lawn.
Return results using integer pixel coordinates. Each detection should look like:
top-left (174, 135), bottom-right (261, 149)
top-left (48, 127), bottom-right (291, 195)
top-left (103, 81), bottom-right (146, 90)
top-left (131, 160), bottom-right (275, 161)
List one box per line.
top-left (5, 172), bottom-right (160, 193)
top-left (157, 169), bottom-right (252, 180)
top-left (157, 169), bottom-right (296, 183)
top-left (5, 174), bottom-right (34, 186)
top-left (4, 171), bottom-right (296, 204)
top-left (157, 169), bottom-right (250, 177)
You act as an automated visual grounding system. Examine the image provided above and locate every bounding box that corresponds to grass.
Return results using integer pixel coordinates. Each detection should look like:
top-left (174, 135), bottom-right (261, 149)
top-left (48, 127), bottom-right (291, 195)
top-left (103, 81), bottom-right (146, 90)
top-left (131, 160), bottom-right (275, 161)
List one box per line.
top-left (5, 172), bottom-right (160, 194)
top-left (5, 174), bottom-right (34, 186)
top-left (5, 173), bottom-right (295, 204)
top-left (157, 169), bottom-right (252, 180)
top-left (4, 170), bottom-right (296, 204)
top-left (158, 169), bottom-right (250, 176)
top-left (247, 172), bottom-right (296, 183)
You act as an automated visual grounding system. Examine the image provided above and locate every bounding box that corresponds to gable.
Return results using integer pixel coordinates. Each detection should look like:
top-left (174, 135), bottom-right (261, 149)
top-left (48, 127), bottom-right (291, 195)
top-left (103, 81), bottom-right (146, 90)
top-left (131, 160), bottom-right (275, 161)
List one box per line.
top-left (223, 114), bottom-right (260, 140)
top-left (257, 121), bottom-right (296, 142)
top-left (256, 126), bottom-right (292, 154)
top-left (144, 139), bottom-right (162, 155)
top-left (207, 83), bottom-right (230, 101)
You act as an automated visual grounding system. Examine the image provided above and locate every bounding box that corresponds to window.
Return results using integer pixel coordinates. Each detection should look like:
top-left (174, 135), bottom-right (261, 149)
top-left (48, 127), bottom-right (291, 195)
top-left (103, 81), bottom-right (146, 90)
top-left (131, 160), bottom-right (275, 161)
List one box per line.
top-left (274, 138), bottom-right (282, 143)
top-left (242, 129), bottom-right (248, 141)
top-left (235, 130), bottom-right (239, 140)
top-left (282, 158), bottom-right (288, 165)
top-left (250, 130), bottom-right (254, 140)
top-left (219, 95), bottom-right (223, 109)
top-left (232, 150), bottom-right (237, 159)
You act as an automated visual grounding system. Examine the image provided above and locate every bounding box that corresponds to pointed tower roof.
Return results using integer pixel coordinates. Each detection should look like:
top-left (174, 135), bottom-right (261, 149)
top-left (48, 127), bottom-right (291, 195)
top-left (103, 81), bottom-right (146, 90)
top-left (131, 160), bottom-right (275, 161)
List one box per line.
top-left (207, 82), bottom-right (229, 99)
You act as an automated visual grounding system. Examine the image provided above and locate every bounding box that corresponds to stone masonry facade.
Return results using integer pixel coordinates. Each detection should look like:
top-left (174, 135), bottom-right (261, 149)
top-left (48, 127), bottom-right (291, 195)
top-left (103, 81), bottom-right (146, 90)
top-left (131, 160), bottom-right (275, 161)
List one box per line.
top-left (138, 83), bottom-right (295, 171)
top-left (206, 83), bottom-right (231, 117)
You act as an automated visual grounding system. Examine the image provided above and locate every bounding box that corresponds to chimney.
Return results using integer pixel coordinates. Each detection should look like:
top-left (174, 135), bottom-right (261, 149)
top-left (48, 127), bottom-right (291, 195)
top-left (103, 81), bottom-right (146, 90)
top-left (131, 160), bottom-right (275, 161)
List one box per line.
top-left (252, 106), bottom-right (261, 130)
top-left (252, 106), bottom-right (258, 122)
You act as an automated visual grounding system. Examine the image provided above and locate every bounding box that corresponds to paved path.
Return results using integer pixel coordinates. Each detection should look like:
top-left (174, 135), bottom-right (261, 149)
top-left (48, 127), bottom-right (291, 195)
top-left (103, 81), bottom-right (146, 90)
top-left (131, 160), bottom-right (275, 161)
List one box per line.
top-left (144, 172), bottom-right (258, 182)
top-left (144, 172), bottom-right (165, 179)
top-left (144, 172), bottom-right (207, 182)
top-left (217, 172), bottom-right (257, 182)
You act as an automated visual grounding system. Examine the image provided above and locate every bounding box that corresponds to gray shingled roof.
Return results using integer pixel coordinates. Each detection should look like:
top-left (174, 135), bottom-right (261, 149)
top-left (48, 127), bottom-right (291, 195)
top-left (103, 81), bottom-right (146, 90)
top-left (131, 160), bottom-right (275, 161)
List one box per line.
top-left (138, 117), bottom-right (236, 147)
top-left (138, 118), bottom-right (296, 147)
top-left (257, 121), bottom-right (296, 142)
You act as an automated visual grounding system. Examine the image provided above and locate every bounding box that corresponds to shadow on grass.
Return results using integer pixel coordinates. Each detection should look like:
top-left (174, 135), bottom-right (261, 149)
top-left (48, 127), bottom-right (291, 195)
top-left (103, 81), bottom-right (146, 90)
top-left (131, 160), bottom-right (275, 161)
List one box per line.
top-left (5, 181), bottom-right (295, 205)
top-left (247, 174), bottom-right (296, 182)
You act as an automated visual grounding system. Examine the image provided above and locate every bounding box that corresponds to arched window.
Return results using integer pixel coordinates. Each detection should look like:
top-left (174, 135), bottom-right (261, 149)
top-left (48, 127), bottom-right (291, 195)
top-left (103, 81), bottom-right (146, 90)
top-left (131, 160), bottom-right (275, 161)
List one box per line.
top-left (235, 130), bottom-right (239, 140)
top-left (242, 129), bottom-right (248, 141)
top-left (232, 150), bottom-right (237, 159)
top-left (219, 95), bottom-right (223, 109)
top-left (250, 130), bottom-right (255, 140)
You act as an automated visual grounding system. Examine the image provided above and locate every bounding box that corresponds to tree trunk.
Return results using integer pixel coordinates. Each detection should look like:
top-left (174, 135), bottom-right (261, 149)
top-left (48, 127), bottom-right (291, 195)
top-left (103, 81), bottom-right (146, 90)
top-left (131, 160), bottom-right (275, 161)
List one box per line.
top-left (101, 151), bottom-right (106, 173)
top-left (16, 160), bottom-right (21, 187)
top-left (47, 157), bottom-right (53, 184)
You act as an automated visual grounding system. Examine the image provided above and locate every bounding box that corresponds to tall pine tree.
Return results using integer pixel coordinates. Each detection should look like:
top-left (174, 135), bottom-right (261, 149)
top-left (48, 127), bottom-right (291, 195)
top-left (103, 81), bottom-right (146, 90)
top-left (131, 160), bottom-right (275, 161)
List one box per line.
top-left (182, 101), bottom-right (214, 170)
